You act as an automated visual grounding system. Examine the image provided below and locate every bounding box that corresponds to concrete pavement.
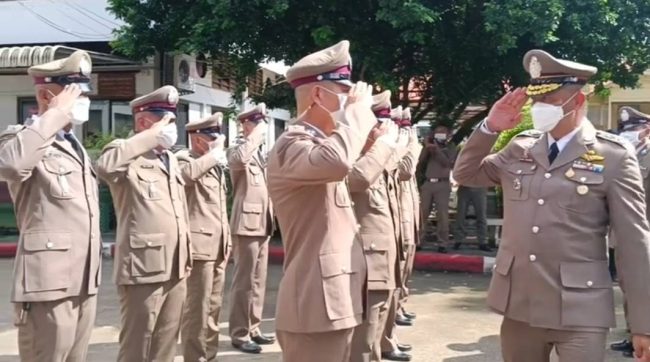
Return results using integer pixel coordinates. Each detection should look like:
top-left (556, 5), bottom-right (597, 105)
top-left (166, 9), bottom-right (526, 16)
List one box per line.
top-left (0, 259), bottom-right (632, 361)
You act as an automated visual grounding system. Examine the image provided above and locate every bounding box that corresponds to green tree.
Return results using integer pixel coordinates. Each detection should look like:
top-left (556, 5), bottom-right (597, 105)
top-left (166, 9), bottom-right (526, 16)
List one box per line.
top-left (109, 0), bottom-right (650, 133)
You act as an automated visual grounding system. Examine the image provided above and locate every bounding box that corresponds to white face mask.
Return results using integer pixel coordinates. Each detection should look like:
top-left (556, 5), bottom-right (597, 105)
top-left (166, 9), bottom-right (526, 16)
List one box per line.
top-left (620, 130), bottom-right (642, 146)
top-left (531, 93), bottom-right (578, 132)
top-left (620, 110), bottom-right (630, 122)
top-left (70, 97), bottom-right (90, 125)
top-left (317, 86), bottom-right (348, 127)
top-left (434, 133), bottom-right (447, 142)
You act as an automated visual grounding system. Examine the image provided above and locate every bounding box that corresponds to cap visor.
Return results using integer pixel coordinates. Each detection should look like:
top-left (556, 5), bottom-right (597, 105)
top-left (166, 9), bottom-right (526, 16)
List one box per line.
top-left (77, 82), bottom-right (92, 93)
top-left (335, 79), bottom-right (354, 88)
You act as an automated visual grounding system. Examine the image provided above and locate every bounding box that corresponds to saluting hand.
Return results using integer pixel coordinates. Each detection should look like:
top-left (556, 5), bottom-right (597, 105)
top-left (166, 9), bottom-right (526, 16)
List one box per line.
top-left (49, 84), bottom-right (82, 117)
top-left (347, 81), bottom-right (373, 109)
top-left (376, 121), bottom-right (399, 146)
top-left (209, 134), bottom-right (226, 151)
top-left (633, 335), bottom-right (650, 361)
top-left (485, 87), bottom-right (528, 132)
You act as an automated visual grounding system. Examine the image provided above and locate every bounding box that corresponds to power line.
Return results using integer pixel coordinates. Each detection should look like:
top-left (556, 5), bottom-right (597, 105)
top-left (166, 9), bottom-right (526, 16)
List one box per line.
top-left (64, 0), bottom-right (121, 29)
top-left (17, 1), bottom-right (111, 40)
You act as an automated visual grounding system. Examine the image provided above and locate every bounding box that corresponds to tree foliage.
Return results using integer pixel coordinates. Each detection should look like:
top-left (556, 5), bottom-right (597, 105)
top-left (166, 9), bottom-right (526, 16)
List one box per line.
top-left (109, 0), bottom-right (650, 132)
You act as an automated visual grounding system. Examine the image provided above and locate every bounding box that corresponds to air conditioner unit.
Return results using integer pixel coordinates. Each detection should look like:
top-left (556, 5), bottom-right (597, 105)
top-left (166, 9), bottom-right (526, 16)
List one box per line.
top-left (173, 54), bottom-right (197, 94)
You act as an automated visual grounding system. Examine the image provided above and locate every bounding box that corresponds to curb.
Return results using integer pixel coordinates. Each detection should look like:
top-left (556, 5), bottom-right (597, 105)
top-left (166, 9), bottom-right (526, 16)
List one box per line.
top-left (1, 242), bottom-right (495, 274)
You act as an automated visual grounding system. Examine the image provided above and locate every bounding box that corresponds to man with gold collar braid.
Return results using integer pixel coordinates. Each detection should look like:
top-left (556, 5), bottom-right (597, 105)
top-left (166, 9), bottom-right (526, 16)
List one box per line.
top-left (177, 112), bottom-right (231, 361)
top-left (453, 49), bottom-right (650, 361)
top-left (96, 85), bottom-right (192, 362)
top-left (0, 50), bottom-right (101, 362)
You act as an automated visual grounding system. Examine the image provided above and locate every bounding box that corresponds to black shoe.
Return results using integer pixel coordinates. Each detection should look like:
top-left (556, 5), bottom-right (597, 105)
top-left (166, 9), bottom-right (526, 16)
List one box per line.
top-left (479, 244), bottom-right (493, 252)
top-left (453, 242), bottom-right (461, 250)
top-left (232, 341), bottom-right (262, 354)
top-left (395, 314), bottom-right (413, 326)
top-left (381, 350), bottom-right (412, 361)
top-left (623, 349), bottom-right (635, 358)
top-left (251, 333), bottom-right (275, 345)
top-left (401, 309), bottom-right (416, 320)
top-left (437, 246), bottom-right (448, 253)
top-left (397, 343), bottom-right (412, 352)
top-left (611, 339), bottom-right (633, 352)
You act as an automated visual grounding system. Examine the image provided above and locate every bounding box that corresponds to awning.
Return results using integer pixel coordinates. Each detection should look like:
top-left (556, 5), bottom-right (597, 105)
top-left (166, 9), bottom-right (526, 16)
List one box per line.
top-left (0, 45), bottom-right (140, 74)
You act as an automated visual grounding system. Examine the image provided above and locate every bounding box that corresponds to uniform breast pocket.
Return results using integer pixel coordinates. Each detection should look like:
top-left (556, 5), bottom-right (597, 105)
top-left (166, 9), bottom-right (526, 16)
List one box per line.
top-left (129, 233), bottom-right (166, 277)
top-left (42, 158), bottom-right (77, 200)
top-left (368, 185), bottom-right (386, 209)
top-left (557, 170), bottom-right (604, 213)
top-left (200, 176), bottom-right (220, 204)
top-left (248, 167), bottom-right (263, 186)
top-left (504, 164), bottom-right (535, 201)
top-left (360, 234), bottom-right (391, 282)
top-left (136, 169), bottom-right (166, 201)
top-left (22, 232), bottom-right (72, 292)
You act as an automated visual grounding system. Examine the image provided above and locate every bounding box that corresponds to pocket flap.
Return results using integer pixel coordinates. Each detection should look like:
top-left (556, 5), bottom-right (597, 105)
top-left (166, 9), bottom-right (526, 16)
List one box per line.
top-left (242, 202), bottom-right (262, 214)
top-left (494, 250), bottom-right (515, 276)
top-left (560, 261), bottom-right (611, 288)
top-left (190, 228), bottom-right (214, 235)
top-left (129, 233), bottom-right (166, 249)
top-left (506, 164), bottom-right (536, 175)
top-left (319, 252), bottom-right (358, 277)
top-left (23, 232), bottom-right (71, 251)
top-left (137, 168), bottom-right (164, 182)
top-left (42, 159), bottom-right (73, 175)
top-left (359, 233), bottom-right (390, 252)
top-left (565, 170), bottom-right (604, 185)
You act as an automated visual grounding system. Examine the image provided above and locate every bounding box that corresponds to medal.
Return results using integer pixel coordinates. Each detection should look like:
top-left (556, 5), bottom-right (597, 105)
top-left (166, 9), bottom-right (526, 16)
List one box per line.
top-left (513, 178), bottom-right (521, 191)
top-left (577, 185), bottom-right (589, 195)
top-left (565, 168), bottom-right (575, 178)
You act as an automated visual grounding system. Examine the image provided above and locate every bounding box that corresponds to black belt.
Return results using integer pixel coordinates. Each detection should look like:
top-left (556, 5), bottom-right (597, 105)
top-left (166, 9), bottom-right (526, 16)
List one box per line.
top-left (428, 178), bottom-right (449, 183)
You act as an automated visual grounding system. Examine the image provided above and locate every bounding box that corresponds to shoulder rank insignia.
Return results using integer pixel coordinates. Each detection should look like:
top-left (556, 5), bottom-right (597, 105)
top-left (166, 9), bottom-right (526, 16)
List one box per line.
top-left (596, 130), bottom-right (627, 147)
top-left (515, 129), bottom-right (543, 138)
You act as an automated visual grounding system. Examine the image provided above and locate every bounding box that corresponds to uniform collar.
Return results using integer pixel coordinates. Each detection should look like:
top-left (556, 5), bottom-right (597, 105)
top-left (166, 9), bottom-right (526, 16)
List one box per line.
top-left (547, 118), bottom-right (586, 153)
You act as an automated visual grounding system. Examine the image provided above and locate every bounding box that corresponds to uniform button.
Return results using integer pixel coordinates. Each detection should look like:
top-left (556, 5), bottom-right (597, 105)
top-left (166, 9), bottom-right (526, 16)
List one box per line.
top-left (46, 242), bottom-right (54, 249)
top-left (532, 226), bottom-right (540, 233)
top-left (146, 241), bottom-right (153, 246)
top-left (200, 228), bottom-right (205, 233)
top-left (516, 170), bottom-right (522, 175)
top-left (341, 267), bottom-right (348, 273)
top-left (530, 165), bottom-right (537, 170)
top-left (586, 280), bottom-right (594, 287)
top-left (537, 199), bottom-right (544, 205)
top-left (59, 167), bottom-right (65, 173)
top-left (529, 254), bottom-right (537, 262)
top-left (580, 177), bottom-right (587, 182)
top-left (91, 233), bottom-right (95, 238)
top-left (544, 173), bottom-right (551, 179)
top-left (351, 202), bottom-right (355, 207)
top-left (370, 243), bottom-right (376, 250)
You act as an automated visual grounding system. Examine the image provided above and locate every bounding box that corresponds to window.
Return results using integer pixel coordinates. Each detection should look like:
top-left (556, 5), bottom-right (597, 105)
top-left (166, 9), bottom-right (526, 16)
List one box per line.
top-left (111, 102), bottom-right (132, 137)
top-left (18, 97), bottom-right (37, 124)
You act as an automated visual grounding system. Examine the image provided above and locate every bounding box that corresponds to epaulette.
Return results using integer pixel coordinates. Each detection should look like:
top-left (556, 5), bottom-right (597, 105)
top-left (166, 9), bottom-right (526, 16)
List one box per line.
top-left (174, 149), bottom-right (192, 161)
top-left (0, 125), bottom-right (25, 142)
top-left (101, 139), bottom-right (126, 152)
top-left (514, 129), bottom-right (543, 138)
top-left (595, 130), bottom-right (627, 148)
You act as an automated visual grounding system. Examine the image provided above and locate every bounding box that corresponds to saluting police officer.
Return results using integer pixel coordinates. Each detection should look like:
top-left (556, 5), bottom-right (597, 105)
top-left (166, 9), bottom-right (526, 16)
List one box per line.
top-left (380, 107), bottom-right (420, 362)
top-left (418, 124), bottom-right (457, 252)
top-left (177, 113), bottom-right (231, 361)
top-left (96, 85), bottom-right (192, 362)
top-left (395, 107), bottom-right (422, 325)
top-left (268, 40), bottom-right (374, 362)
top-left (609, 106), bottom-right (650, 358)
top-left (0, 51), bottom-right (101, 362)
top-left (227, 103), bottom-right (276, 353)
top-left (453, 49), bottom-right (650, 361)
top-left (348, 90), bottom-right (406, 362)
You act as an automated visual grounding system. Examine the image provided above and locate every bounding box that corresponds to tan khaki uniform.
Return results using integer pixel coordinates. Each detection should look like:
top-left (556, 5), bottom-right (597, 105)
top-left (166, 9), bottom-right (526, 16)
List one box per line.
top-left (177, 150), bottom-right (231, 361)
top-left (227, 130), bottom-right (274, 344)
top-left (96, 127), bottom-right (191, 362)
top-left (0, 108), bottom-right (101, 362)
top-left (453, 121), bottom-right (650, 360)
top-left (268, 121), bottom-right (369, 362)
top-left (418, 143), bottom-right (457, 245)
top-left (348, 140), bottom-right (398, 362)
